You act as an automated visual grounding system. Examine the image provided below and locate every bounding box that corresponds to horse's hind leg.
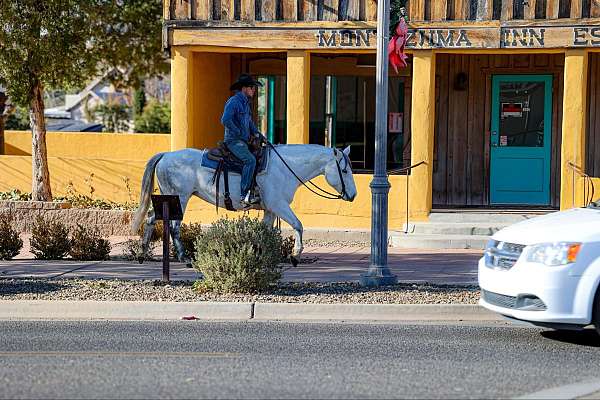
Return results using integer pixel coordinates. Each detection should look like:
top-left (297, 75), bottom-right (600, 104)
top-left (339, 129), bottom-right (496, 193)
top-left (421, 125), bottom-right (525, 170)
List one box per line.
top-left (170, 194), bottom-right (191, 265)
top-left (140, 210), bottom-right (156, 263)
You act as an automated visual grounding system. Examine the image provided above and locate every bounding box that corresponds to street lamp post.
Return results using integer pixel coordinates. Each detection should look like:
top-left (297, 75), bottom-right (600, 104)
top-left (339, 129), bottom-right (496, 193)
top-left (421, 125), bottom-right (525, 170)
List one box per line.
top-left (360, 0), bottom-right (398, 287)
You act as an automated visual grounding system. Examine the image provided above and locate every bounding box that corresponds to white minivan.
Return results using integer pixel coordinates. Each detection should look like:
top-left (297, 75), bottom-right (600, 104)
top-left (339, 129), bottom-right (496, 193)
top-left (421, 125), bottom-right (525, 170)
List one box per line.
top-left (478, 204), bottom-right (600, 335)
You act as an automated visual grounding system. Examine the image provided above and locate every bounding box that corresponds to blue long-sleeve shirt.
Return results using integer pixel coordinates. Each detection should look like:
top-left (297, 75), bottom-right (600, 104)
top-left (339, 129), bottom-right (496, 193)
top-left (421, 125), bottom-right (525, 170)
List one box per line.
top-left (221, 91), bottom-right (261, 143)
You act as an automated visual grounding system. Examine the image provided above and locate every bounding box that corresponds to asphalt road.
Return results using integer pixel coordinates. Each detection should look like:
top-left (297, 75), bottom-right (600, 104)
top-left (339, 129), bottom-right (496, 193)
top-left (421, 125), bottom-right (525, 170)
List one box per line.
top-left (0, 320), bottom-right (599, 399)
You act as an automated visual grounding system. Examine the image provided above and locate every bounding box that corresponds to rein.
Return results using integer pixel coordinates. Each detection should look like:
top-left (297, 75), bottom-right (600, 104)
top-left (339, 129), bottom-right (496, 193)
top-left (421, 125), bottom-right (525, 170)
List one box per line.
top-left (266, 141), bottom-right (348, 200)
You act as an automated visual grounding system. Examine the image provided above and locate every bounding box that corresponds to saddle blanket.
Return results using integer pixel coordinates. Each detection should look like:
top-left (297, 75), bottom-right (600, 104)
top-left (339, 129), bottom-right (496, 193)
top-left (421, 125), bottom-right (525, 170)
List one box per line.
top-left (200, 147), bottom-right (269, 176)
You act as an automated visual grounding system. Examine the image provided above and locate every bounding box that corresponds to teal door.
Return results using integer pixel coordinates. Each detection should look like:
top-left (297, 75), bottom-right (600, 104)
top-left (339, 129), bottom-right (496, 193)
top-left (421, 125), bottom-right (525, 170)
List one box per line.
top-left (490, 75), bottom-right (552, 205)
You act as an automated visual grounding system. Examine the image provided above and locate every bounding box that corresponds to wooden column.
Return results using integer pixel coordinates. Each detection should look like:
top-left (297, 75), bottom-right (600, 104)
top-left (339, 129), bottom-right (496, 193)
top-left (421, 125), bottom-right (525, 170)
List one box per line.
top-left (171, 47), bottom-right (194, 150)
top-left (409, 51), bottom-right (436, 220)
top-left (560, 49), bottom-right (589, 209)
top-left (286, 50), bottom-right (310, 144)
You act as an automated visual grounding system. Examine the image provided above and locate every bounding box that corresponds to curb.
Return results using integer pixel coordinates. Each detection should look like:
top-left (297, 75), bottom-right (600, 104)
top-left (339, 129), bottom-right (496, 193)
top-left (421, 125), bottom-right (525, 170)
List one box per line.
top-left (0, 300), bottom-right (253, 321)
top-left (0, 300), bottom-right (502, 322)
top-left (252, 303), bottom-right (501, 321)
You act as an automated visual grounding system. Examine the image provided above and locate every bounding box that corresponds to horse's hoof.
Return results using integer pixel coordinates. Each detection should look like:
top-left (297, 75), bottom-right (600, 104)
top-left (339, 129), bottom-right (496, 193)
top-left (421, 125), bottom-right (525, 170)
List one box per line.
top-left (185, 262), bottom-right (193, 269)
top-left (138, 256), bottom-right (144, 264)
top-left (290, 256), bottom-right (299, 267)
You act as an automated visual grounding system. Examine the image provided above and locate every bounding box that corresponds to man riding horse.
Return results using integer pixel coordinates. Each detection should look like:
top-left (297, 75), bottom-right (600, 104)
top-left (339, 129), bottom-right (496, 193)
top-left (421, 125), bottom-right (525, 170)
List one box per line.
top-left (221, 74), bottom-right (266, 209)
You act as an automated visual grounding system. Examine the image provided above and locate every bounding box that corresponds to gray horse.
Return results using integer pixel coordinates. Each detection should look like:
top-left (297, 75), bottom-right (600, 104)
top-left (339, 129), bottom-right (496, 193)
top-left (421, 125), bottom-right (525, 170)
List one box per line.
top-left (131, 144), bottom-right (357, 263)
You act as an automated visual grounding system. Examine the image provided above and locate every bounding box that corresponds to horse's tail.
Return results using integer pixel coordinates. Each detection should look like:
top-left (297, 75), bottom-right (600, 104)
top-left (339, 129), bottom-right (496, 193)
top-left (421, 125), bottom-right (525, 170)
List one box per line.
top-left (131, 152), bottom-right (166, 234)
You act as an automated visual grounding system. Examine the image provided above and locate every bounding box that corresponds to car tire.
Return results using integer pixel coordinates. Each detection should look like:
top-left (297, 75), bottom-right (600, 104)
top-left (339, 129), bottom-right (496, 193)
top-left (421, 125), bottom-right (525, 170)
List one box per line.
top-left (594, 286), bottom-right (600, 336)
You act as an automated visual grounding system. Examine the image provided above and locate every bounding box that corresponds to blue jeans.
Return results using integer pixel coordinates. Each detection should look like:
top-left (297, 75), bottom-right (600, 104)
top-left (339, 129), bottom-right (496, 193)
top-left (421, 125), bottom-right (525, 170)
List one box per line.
top-left (226, 139), bottom-right (256, 198)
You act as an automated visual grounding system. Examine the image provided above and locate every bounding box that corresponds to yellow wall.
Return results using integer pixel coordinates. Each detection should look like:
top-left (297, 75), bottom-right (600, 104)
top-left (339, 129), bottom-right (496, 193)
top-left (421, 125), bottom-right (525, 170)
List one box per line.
top-left (0, 156), bottom-right (146, 204)
top-left (184, 174), bottom-right (410, 229)
top-left (5, 131), bottom-right (170, 160)
top-left (0, 152), bottom-right (410, 229)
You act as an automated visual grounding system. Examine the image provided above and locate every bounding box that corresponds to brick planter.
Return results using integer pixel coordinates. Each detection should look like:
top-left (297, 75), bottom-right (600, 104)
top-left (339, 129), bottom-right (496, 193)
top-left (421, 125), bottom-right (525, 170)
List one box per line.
top-left (0, 201), bottom-right (135, 236)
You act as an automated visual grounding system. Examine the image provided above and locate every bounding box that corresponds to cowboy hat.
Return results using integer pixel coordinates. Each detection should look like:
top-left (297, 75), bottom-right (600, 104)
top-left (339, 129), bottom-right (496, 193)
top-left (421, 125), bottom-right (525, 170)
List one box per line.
top-left (230, 74), bottom-right (263, 91)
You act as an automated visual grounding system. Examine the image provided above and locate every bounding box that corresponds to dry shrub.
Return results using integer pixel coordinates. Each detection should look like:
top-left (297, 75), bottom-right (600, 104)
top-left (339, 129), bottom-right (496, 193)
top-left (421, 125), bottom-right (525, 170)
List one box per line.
top-left (30, 216), bottom-right (71, 260)
top-left (0, 214), bottom-right (23, 260)
top-left (69, 224), bottom-right (111, 261)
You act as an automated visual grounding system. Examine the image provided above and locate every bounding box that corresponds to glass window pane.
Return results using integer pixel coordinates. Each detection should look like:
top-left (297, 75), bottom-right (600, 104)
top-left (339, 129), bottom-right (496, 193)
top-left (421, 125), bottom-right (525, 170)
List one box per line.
top-left (499, 81), bottom-right (545, 147)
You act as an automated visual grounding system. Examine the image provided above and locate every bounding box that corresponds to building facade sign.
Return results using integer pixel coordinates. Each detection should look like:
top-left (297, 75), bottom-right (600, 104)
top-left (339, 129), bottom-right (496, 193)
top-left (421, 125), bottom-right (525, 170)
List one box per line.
top-left (171, 24), bottom-right (600, 50)
top-left (314, 26), bottom-right (600, 50)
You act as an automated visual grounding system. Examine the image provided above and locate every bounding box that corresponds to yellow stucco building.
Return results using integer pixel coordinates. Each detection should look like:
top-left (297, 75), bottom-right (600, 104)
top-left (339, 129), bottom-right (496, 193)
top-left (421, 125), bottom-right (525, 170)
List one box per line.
top-left (163, 0), bottom-right (600, 228)
top-left (3, 0), bottom-right (600, 232)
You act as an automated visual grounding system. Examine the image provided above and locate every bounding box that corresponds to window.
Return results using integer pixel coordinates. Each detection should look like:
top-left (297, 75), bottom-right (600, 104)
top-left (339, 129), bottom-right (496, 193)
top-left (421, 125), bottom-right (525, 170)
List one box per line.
top-left (310, 75), bottom-right (407, 172)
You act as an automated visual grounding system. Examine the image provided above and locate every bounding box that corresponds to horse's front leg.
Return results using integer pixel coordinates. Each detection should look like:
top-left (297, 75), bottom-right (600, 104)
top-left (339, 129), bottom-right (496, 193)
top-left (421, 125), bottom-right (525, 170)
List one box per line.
top-left (262, 210), bottom-right (276, 227)
top-left (269, 203), bottom-right (303, 261)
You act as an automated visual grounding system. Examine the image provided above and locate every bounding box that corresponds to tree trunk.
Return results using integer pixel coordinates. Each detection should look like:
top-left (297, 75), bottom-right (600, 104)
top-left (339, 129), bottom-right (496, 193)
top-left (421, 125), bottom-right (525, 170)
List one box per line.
top-left (30, 81), bottom-right (52, 201)
top-left (0, 92), bottom-right (5, 155)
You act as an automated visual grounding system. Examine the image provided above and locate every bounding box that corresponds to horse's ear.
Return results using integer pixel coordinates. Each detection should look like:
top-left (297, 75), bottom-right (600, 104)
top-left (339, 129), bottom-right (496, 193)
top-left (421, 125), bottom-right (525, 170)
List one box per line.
top-left (343, 145), bottom-right (351, 156)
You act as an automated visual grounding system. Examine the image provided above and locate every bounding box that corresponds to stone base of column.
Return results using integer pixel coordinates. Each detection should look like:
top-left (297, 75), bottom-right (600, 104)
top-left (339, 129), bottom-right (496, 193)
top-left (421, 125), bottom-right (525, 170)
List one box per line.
top-left (360, 266), bottom-right (398, 287)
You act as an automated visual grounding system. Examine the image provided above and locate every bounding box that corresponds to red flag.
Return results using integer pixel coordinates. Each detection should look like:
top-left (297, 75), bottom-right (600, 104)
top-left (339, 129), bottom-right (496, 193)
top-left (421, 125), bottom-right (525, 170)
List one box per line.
top-left (389, 19), bottom-right (409, 73)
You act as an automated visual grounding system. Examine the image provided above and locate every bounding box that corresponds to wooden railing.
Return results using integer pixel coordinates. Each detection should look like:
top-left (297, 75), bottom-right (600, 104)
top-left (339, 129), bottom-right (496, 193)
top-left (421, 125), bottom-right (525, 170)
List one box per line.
top-left (164, 0), bottom-right (600, 23)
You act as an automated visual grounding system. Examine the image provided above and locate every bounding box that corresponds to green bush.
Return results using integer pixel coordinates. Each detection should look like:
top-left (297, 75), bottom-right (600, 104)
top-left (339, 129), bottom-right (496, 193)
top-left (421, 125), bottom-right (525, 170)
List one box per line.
top-left (0, 214), bottom-right (23, 260)
top-left (29, 216), bottom-right (71, 260)
top-left (69, 224), bottom-right (111, 261)
top-left (133, 100), bottom-right (170, 133)
top-left (178, 222), bottom-right (203, 261)
top-left (193, 216), bottom-right (284, 293)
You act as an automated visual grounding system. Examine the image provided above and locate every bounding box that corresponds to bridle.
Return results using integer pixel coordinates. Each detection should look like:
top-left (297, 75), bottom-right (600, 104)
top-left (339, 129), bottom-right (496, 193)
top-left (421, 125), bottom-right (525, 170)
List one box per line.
top-left (267, 142), bottom-right (350, 200)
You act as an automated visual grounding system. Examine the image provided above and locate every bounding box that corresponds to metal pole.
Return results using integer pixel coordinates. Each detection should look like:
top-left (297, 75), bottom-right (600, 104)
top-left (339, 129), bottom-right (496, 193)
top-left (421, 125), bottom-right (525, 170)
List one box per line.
top-left (162, 202), bottom-right (170, 282)
top-left (360, 0), bottom-right (397, 287)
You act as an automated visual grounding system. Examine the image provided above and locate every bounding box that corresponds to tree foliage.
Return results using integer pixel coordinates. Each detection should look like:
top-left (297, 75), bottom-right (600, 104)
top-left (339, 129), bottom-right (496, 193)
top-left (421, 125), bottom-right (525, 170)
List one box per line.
top-left (0, 0), bottom-right (167, 106)
top-left (133, 100), bottom-right (170, 133)
top-left (4, 106), bottom-right (30, 130)
top-left (0, 0), bottom-right (167, 199)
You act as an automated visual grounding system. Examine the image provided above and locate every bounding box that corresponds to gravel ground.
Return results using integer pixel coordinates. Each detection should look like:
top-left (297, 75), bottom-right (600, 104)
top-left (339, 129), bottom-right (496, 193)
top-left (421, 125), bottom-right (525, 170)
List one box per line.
top-left (0, 278), bottom-right (479, 304)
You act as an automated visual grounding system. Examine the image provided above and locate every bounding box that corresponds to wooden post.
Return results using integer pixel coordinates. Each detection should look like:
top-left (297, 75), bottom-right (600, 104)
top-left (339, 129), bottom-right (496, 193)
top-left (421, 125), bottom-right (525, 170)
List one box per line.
top-left (162, 202), bottom-right (170, 282)
top-left (476, 0), bottom-right (493, 20)
top-left (412, 0), bottom-right (425, 20)
top-left (196, 0), bottom-right (213, 19)
top-left (501, 0), bottom-right (514, 20)
top-left (323, 0), bottom-right (339, 21)
top-left (524, 0), bottom-right (536, 19)
top-left (365, 0), bottom-right (377, 20)
top-left (571, 0), bottom-right (582, 18)
top-left (282, 0), bottom-right (298, 20)
top-left (592, 0), bottom-right (600, 17)
top-left (262, 0), bottom-right (275, 21)
top-left (561, 49), bottom-right (589, 209)
top-left (431, 0), bottom-right (447, 20)
top-left (409, 51), bottom-right (436, 220)
top-left (302, 0), bottom-right (318, 21)
top-left (286, 51), bottom-right (310, 144)
top-left (546, 0), bottom-right (559, 19)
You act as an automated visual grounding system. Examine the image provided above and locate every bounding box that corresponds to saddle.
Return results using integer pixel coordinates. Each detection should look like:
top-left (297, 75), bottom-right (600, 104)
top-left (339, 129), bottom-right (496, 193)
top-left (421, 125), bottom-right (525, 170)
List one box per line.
top-left (205, 139), bottom-right (266, 212)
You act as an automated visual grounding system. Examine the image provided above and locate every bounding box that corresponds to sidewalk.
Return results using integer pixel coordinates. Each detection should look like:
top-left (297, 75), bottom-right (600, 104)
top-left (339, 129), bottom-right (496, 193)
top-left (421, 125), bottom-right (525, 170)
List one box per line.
top-left (2, 236), bottom-right (481, 284)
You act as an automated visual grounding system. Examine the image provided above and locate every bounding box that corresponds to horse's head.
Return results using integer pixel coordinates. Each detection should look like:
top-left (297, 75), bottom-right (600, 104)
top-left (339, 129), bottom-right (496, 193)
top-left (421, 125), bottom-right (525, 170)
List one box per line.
top-left (324, 145), bottom-right (357, 202)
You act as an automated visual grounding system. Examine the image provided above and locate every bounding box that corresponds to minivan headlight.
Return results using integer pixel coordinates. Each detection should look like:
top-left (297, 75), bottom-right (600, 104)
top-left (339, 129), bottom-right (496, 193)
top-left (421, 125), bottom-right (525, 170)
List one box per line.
top-left (525, 242), bottom-right (582, 266)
